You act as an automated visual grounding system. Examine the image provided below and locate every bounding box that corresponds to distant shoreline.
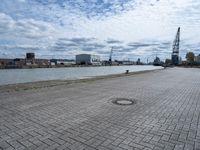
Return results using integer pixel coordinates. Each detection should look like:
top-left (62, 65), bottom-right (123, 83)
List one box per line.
top-left (0, 64), bottom-right (139, 70)
top-left (178, 65), bottom-right (200, 69)
top-left (0, 68), bottom-right (164, 93)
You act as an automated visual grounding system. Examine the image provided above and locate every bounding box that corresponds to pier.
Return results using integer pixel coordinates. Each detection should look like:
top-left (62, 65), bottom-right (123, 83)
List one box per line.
top-left (0, 68), bottom-right (200, 150)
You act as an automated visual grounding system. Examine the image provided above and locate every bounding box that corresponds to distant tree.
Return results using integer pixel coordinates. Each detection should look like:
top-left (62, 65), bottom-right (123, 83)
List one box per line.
top-left (186, 52), bottom-right (195, 63)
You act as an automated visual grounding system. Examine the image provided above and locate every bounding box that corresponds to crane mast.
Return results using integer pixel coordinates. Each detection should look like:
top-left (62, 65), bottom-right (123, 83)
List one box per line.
top-left (171, 27), bottom-right (180, 65)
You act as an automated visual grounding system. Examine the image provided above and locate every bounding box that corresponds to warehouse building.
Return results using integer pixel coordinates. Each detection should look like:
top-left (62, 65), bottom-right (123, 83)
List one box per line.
top-left (76, 54), bottom-right (101, 65)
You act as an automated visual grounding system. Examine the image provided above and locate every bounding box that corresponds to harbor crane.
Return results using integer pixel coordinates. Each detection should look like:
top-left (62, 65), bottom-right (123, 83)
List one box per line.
top-left (171, 27), bottom-right (180, 65)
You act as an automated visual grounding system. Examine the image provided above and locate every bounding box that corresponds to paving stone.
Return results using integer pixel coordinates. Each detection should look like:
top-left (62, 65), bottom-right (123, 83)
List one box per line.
top-left (1, 68), bottom-right (200, 150)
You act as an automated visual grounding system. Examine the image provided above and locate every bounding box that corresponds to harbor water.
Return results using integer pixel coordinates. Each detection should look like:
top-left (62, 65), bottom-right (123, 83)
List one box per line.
top-left (0, 65), bottom-right (163, 85)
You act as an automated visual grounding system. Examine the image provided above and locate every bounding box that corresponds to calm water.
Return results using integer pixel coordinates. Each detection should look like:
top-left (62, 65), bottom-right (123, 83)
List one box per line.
top-left (0, 65), bottom-right (162, 85)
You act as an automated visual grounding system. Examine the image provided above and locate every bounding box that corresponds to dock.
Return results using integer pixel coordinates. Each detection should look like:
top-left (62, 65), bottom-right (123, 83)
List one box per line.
top-left (0, 68), bottom-right (200, 150)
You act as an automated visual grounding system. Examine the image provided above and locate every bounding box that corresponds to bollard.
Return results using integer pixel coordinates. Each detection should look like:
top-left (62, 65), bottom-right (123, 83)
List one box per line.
top-left (126, 70), bottom-right (129, 74)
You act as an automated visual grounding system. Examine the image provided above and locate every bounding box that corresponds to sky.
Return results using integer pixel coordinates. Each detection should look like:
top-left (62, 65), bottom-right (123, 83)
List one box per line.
top-left (0, 0), bottom-right (200, 62)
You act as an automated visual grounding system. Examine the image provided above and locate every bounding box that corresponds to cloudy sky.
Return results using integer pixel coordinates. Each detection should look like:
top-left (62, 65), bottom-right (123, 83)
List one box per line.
top-left (0, 0), bottom-right (200, 61)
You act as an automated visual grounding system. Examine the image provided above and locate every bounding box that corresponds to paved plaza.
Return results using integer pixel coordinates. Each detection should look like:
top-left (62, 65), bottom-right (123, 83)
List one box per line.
top-left (0, 68), bottom-right (200, 150)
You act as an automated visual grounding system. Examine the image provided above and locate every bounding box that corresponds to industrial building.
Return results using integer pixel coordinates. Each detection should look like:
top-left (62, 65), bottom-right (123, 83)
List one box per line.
top-left (25, 52), bottom-right (35, 65)
top-left (25, 53), bottom-right (49, 66)
top-left (76, 54), bottom-right (101, 65)
top-left (50, 59), bottom-right (75, 66)
top-left (195, 54), bottom-right (200, 63)
top-left (26, 53), bottom-right (35, 59)
top-left (0, 53), bottom-right (50, 69)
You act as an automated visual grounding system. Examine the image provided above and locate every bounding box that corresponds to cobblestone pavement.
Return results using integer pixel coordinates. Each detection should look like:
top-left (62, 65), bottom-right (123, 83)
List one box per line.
top-left (0, 68), bottom-right (200, 150)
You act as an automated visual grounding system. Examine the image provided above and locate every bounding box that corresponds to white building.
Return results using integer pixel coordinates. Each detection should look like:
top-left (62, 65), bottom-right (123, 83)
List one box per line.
top-left (50, 59), bottom-right (75, 66)
top-left (76, 54), bottom-right (101, 65)
top-left (57, 60), bottom-right (75, 65)
top-left (195, 55), bottom-right (200, 63)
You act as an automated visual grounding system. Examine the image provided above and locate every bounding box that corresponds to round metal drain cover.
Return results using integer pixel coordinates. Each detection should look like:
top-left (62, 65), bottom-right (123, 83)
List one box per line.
top-left (112, 98), bottom-right (136, 106)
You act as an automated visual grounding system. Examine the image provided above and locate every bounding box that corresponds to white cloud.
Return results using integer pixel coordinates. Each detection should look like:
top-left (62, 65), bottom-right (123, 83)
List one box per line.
top-left (0, 0), bottom-right (200, 61)
top-left (0, 13), bottom-right (56, 38)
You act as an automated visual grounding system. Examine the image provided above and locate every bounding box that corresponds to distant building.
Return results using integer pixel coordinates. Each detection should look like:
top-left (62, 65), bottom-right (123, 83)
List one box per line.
top-left (26, 52), bottom-right (35, 65)
top-left (101, 60), bottom-right (112, 66)
top-left (14, 58), bottom-right (25, 67)
top-left (122, 60), bottom-right (134, 65)
top-left (195, 54), bottom-right (200, 63)
top-left (136, 58), bottom-right (141, 65)
top-left (1, 52), bottom-right (50, 69)
top-left (35, 59), bottom-right (49, 66)
top-left (26, 53), bottom-right (35, 59)
top-left (179, 57), bottom-right (182, 64)
top-left (171, 55), bottom-right (179, 65)
top-left (50, 59), bottom-right (75, 66)
top-left (76, 54), bottom-right (100, 65)
top-left (57, 60), bottom-right (75, 66)
top-left (0, 59), bottom-right (15, 68)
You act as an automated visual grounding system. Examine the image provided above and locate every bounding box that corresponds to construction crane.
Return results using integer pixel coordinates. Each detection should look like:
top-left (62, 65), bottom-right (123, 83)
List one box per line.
top-left (109, 47), bottom-right (113, 65)
top-left (171, 27), bottom-right (180, 65)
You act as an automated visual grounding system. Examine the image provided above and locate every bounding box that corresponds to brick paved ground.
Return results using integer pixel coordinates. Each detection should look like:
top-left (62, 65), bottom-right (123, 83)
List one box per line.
top-left (0, 68), bottom-right (200, 150)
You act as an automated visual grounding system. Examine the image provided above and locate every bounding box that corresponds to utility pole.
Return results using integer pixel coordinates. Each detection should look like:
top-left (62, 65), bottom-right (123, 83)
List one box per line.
top-left (109, 47), bottom-right (113, 66)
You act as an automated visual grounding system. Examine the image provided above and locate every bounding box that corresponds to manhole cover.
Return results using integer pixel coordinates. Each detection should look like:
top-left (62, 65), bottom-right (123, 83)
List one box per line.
top-left (112, 98), bottom-right (136, 106)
